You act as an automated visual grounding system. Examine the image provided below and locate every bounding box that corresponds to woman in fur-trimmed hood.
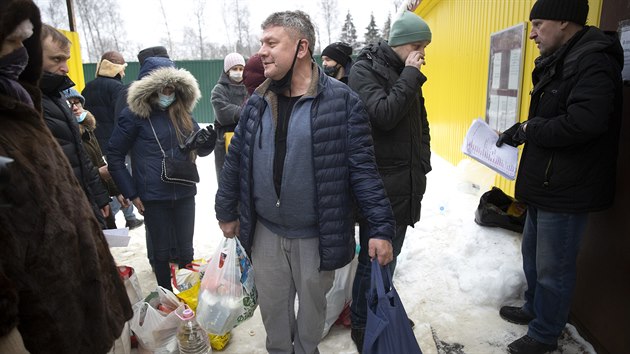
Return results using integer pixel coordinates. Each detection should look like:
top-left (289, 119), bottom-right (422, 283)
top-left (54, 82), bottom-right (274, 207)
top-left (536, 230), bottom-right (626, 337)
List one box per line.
top-left (0, 0), bottom-right (132, 353)
top-left (107, 57), bottom-right (214, 290)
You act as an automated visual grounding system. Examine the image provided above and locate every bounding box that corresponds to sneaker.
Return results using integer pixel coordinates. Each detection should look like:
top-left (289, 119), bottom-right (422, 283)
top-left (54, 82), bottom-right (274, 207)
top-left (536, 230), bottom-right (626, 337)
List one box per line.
top-left (351, 327), bottom-right (365, 353)
top-left (125, 219), bottom-right (144, 230)
top-left (500, 306), bottom-right (535, 325)
top-left (508, 335), bottom-right (557, 354)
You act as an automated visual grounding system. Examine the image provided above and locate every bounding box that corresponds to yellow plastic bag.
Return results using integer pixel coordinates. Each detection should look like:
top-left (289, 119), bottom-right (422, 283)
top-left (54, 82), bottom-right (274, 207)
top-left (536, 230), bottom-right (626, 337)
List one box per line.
top-left (209, 332), bottom-right (231, 351)
top-left (176, 281), bottom-right (201, 311)
top-left (225, 132), bottom-right (234, 152)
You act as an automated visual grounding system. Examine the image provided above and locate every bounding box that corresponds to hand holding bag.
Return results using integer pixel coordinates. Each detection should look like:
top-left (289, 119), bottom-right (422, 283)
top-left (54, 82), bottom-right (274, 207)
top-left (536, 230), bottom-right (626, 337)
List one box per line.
top-left (148, 118), bottom-right (199, 186)
top-left (363, 260), bottom-right (422, 354)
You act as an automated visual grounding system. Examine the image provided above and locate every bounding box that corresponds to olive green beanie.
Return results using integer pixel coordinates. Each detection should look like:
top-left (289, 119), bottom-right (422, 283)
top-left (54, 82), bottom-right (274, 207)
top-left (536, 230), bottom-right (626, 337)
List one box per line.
top-left (388, 10), bottom-right (432, 47)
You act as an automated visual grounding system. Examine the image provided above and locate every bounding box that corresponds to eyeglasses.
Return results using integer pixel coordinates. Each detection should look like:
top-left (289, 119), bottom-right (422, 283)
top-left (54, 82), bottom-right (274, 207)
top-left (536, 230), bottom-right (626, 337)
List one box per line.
top-left (68, 101), bottom-right (82, 108)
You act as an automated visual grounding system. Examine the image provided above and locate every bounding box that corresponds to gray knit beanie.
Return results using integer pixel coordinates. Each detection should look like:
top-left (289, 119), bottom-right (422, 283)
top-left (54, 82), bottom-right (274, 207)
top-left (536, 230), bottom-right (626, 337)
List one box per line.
top-left (388, 11), bottom-right (432, 47)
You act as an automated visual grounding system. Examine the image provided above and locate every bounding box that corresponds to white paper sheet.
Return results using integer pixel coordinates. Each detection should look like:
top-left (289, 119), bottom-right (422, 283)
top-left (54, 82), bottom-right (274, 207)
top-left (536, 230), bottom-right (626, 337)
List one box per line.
top-left (104, 227), bottom-right (131, 247)
top-left (461, 118), bottom-right (519, 180)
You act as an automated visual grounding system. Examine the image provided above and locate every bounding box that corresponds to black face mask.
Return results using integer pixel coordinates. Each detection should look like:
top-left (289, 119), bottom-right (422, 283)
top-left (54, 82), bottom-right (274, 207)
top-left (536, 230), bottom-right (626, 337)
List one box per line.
top-left (323, 64), bottom-right (339, 78)
top-left (0, 47), bottom-right (29, 80)
top-left (268, 40), bottom-right (302, 95)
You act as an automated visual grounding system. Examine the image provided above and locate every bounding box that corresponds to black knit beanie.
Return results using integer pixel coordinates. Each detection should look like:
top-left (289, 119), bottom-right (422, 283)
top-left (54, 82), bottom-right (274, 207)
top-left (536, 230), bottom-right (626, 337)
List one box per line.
top-left (321, 42), bottom-right (353, 67)
top-left (529, 0), bottom-right (589, 26)
top-left (137, 46), bottom-right (169, 65)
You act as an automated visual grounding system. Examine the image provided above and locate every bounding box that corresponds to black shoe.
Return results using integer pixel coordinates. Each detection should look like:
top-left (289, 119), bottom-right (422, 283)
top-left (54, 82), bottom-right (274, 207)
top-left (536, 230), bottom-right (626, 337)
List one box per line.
top-left (508, 335), bottom-right (557, 354)
top-left (351, 327), bottom-right (365, 353)
top-left (125, 219), bottom-right (144, 230)
top-left (500, 306), bottom-right (535, 325)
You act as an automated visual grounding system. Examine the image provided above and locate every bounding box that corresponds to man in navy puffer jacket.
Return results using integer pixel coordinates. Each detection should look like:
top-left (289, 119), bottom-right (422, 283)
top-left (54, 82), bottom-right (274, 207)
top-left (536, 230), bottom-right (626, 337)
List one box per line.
top-left (215, 10), bottom-right (394, 354)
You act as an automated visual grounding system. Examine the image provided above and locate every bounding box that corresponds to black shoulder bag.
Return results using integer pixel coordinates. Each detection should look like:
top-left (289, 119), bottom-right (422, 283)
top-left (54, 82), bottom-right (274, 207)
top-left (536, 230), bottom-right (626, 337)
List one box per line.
top-left (148, 118), bottom-right (199, 186)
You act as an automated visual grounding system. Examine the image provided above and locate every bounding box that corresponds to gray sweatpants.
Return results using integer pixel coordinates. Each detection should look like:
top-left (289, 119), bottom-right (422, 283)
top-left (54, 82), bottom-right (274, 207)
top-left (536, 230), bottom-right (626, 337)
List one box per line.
top-left (251, 222), bottom-right (334, 354)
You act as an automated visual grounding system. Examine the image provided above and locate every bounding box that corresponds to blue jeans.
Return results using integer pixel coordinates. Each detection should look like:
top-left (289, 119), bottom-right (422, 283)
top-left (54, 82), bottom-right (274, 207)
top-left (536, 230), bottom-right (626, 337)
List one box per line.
top-left (143, 197), bottom-right (196, 290)
top-left (110, 154), bottom-right (139, 221)
top-left (521, 206), bottom-right (587, 345)
top-left (351, 222), bottom-right (407, 329)
top-left (110, 197), bottom-right (138, 221)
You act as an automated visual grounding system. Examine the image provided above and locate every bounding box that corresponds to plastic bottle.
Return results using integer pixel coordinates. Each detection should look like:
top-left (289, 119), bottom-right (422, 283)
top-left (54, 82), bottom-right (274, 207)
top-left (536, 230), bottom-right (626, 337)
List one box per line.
top-left (177, 308), bottom-right (211, 354)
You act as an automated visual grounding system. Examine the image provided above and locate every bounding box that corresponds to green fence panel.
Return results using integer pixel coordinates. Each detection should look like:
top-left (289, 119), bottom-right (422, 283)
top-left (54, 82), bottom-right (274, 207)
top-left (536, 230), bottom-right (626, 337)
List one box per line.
top-left (83, 60), bottom-right (225, 123)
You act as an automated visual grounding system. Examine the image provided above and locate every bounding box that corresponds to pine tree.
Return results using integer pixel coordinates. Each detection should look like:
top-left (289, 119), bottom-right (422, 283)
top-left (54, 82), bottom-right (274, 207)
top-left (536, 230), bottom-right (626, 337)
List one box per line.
top-left (339, 11), bottom-right (359, 51)
top-left (382, 13), bottom-right (392, 41)
top-left (364, 13), bottom-right (380, 45)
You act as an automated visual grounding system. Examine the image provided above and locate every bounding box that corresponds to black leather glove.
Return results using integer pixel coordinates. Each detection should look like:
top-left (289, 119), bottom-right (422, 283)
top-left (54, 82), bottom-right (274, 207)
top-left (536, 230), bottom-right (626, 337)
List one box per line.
top-left (180, 126), bottom-right (218, 153)
top-left (496, 122), bottom-right (526, 147)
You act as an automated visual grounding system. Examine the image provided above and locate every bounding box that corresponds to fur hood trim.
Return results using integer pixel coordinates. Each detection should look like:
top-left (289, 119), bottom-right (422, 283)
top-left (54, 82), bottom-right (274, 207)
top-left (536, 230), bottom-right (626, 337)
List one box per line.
top-left (127, 67), bottom-right (201, 118)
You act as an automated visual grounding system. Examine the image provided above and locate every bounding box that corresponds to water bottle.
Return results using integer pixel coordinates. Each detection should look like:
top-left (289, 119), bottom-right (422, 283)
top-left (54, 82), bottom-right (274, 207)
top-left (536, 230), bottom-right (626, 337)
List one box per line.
top-left (177, 308), bottom-right (211, 354)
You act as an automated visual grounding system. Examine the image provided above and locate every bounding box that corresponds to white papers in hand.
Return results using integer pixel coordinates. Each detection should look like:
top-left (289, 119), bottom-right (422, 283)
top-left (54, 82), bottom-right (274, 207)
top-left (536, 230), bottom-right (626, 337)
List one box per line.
top-left (103, 227), bottom-right (131, 247)
top-left (461, 118), bottom-right (519, 180)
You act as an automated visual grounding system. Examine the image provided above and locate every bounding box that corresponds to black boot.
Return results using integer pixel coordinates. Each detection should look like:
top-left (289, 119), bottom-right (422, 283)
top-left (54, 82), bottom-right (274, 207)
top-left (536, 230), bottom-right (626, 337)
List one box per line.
top-left (125, 218), bottom-right (144, 230)
top-left (508, 335), bottom-right (557, 354)
top-left (500, 306), bottom-right (535, 325)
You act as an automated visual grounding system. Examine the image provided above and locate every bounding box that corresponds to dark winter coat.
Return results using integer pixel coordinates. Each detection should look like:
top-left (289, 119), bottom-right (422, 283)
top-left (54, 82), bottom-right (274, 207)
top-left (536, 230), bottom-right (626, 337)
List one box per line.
top-left (349, 41), bottom-right (432, 227)
top-left (211, 72), bottom-right (247, 147)
top-left (40, 72), bottom-right (111, 225)
top-left (0, 1), bottom-right (132, 352)
top-left (108, 61), bottom-right (203, 202)
top-left (215, 65), bottom-right (395, 271)
top-left (79, 111), bottom-right (119, 196)
top-left (516, 27), bottom-right (624, 212)
top-left (82, 75), bottom-right (125, 155)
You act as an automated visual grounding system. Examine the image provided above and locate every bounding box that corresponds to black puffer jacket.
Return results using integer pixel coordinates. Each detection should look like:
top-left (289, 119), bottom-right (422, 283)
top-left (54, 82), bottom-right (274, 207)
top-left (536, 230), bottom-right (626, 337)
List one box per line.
top-left (349, 41), bottom-right (431, 227)
top-left (40, 73), bottom-right (111, 223)
top-left (516, 27), bottom-right (624, 212)
top-left (82, 75), bottom-right (125, 155)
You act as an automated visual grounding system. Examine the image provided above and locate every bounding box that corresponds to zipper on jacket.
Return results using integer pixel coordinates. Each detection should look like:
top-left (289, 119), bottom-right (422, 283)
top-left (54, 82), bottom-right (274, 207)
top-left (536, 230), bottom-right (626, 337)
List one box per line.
top-left (276, 199), bottom-right (280, 207)
top-left (543, 154), bottom-right (553, 187)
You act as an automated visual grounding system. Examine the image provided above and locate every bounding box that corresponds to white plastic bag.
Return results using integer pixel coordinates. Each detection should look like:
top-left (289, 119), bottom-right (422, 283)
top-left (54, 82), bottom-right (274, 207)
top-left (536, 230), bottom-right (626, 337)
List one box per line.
top-left (118, 266), bottom-right (143, 305)
top-left (322, 256), bottom-right (358, 338)
top-left (129, 287), bottom-right (185, 354)
top-left (196, 237), bottom-right (257, 335)
top-left (107, 321), bottom-right (131, 354)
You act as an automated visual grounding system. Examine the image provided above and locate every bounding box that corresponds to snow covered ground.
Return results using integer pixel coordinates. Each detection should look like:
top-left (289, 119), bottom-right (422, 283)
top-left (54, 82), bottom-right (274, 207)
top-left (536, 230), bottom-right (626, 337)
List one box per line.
top-left (110, 151), bottom-right (596, 354)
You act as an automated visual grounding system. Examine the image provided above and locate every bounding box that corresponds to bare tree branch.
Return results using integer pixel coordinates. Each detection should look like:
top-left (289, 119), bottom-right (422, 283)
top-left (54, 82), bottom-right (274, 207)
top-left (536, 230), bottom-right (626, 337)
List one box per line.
top-left (158, 0), bottom-right (174, 55)
top-left (318, 0), bottom-right (337, 45)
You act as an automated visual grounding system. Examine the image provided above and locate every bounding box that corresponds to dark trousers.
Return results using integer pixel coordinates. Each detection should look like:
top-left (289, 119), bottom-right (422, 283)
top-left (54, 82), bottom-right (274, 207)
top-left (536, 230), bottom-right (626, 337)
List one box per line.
top-left (143, 196), bottom-right (196, 290)
top-left (214, 139), bottom-right (226, 181)
top-left (351, 221), bottom-right (408, 328)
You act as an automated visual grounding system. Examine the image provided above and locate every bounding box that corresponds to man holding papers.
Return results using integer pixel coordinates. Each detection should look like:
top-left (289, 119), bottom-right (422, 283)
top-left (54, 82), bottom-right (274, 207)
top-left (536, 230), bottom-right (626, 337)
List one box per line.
top-left (496, 0), bottom-right (624, 353)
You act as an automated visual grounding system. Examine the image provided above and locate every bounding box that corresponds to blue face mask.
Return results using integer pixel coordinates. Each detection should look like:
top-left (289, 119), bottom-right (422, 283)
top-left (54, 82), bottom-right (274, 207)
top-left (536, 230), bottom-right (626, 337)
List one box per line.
top-left (158, 92), bottom-right (176, 109)
top-left (75, 111), bottom-right (87, 123)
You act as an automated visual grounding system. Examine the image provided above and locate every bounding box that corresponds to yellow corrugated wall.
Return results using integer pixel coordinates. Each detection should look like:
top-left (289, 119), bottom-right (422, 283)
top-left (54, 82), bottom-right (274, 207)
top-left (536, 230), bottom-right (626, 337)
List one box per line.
top-left (414, 0), bottom-right (601, 195)
top-left (59, 30), bottom-right (86, 92)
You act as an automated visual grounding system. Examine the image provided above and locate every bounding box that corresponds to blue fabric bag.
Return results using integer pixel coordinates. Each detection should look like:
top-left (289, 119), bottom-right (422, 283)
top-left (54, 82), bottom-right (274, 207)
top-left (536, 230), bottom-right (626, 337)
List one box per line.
top-left (363, 260), bottom-right (422, 354)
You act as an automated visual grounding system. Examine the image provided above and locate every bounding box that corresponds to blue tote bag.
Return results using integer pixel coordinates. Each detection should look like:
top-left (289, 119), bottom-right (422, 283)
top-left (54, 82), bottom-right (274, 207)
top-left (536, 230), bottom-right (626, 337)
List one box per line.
top-left (363, 260), bottom-right (422, 354)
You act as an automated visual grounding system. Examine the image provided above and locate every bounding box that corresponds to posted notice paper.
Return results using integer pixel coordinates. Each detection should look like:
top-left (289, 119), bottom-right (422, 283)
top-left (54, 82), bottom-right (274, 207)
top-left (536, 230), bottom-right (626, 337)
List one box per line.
top-left (462, 118), bottom-right (519, 180)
